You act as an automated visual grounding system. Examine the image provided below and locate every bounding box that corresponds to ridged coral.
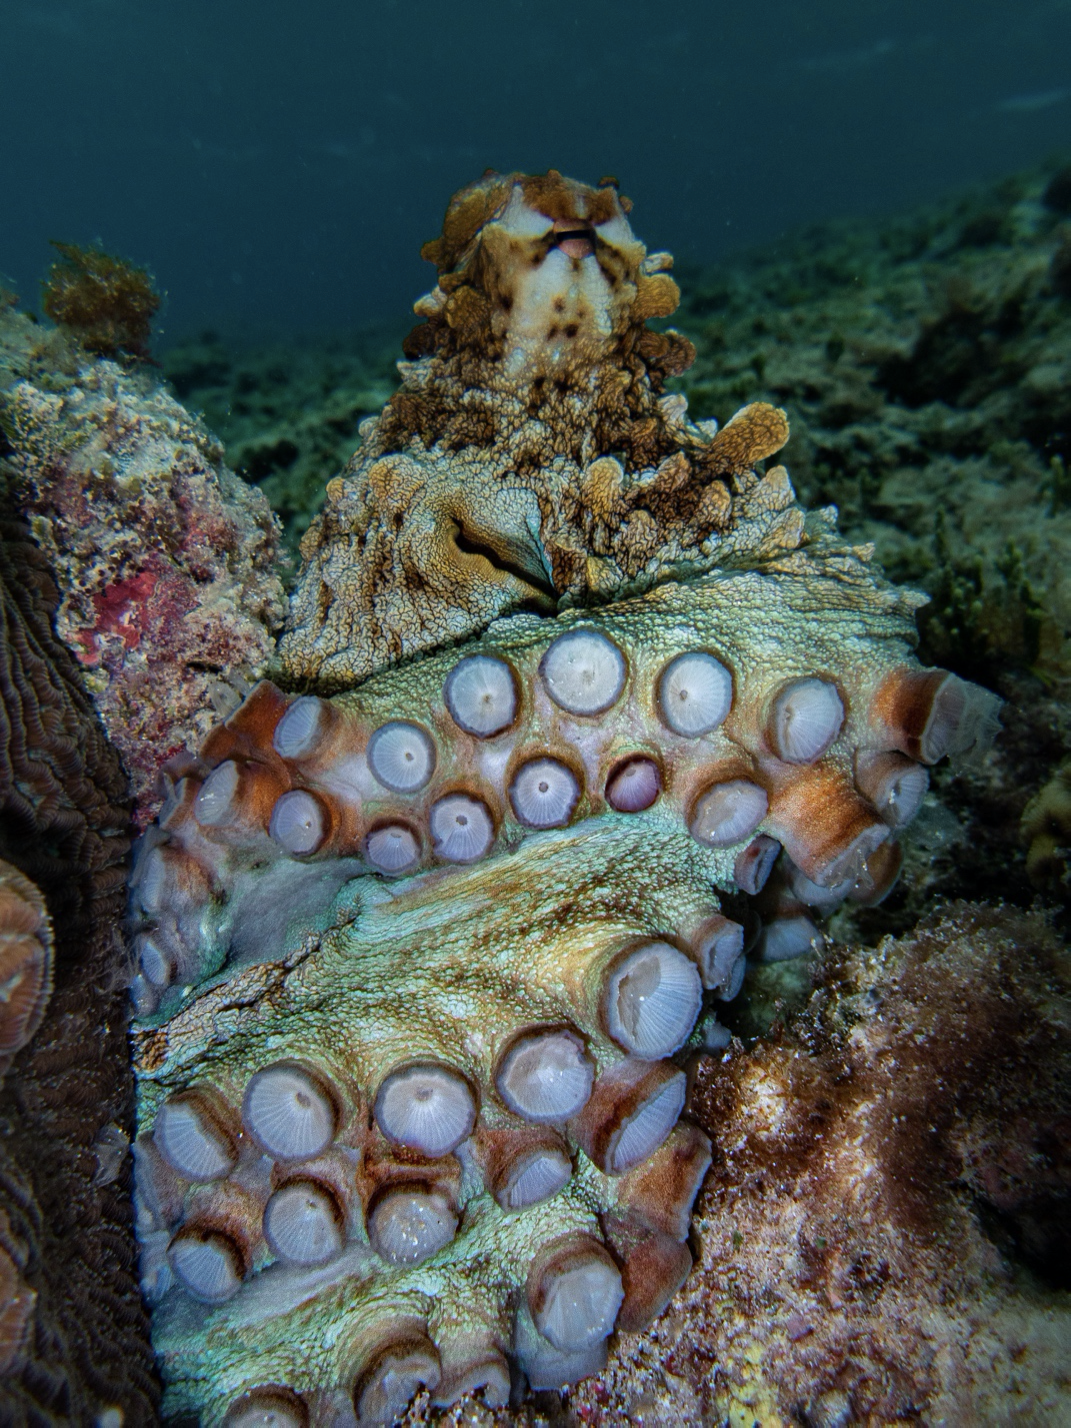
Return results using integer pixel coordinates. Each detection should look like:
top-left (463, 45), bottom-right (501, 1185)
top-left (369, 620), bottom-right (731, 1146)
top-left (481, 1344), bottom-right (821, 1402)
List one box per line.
top-left (1022, 759), bottom-right (1071, 895)
top-left (0, 299), bottom-right (286, 823)
top-left (130, 171), bottom-right (1003, 1424)
top-left (0, 511), bottom-right (157, 1422)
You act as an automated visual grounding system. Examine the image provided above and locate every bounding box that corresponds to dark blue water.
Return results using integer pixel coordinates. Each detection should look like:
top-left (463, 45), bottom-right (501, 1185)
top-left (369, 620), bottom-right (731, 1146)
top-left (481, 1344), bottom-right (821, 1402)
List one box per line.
top-left (3, 0), bottom-right (1070, 340)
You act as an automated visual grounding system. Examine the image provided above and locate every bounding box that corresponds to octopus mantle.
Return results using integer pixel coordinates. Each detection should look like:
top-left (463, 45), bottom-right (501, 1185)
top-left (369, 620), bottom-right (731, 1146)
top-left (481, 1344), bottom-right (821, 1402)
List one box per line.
top-left (128, 170), bottom-right (1000, 1426)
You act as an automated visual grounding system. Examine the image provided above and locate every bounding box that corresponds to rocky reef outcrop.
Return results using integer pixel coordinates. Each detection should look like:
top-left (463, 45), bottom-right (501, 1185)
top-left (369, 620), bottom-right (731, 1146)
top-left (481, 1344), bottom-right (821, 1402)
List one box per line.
top-left (0, 296), bottom-right (286, 825)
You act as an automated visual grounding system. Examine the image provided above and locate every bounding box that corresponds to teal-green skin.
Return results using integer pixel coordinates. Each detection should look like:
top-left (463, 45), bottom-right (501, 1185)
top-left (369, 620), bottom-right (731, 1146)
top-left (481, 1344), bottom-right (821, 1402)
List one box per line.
top-left (125, 508), bottom-right (987, 1424)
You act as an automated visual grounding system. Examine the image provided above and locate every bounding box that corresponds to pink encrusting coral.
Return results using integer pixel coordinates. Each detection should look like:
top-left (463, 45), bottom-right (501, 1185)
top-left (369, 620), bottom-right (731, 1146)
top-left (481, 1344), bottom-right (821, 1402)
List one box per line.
top-left (0, 302), bottom-right (286, 824)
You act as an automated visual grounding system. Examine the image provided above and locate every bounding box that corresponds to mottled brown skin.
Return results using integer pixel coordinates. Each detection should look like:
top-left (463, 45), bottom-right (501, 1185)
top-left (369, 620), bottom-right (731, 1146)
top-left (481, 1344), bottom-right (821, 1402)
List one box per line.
top-left (568, 904), bottom-right (1071, 1426)
top-left (277, 171), bottom-right (791, 692)
top-left (0, 512), bottom-right (158, 1423)
top-left (388, 170), bottom-right (695, 472)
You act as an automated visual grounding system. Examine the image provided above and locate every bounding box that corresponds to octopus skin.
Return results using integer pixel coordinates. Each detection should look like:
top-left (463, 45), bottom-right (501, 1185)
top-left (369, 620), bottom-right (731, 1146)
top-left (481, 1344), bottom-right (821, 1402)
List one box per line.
top-left (129, 171), bottom-right (1001, 1425)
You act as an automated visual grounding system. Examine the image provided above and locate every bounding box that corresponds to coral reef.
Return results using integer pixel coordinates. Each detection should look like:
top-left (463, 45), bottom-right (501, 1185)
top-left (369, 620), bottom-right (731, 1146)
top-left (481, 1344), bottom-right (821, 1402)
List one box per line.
top-left (0, 297), bottom-right (287, 823)
top-left (0, 510), bottom-right (157, 1421)
top-left (128, 171), bottom-right (1008, 1425)
top-left (574, 903), bottom-right (1071, 1426)
top-left (162, 331), bottom-right (398, 557)
top-left (42, 241), bottom-right (161, 364)
top-left (671, 159), bottom-right (1071, 692)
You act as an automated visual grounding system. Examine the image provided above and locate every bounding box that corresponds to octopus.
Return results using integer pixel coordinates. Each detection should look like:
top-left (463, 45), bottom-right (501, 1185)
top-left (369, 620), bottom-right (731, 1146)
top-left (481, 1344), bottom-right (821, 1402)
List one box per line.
top-left (126, 171), bottom-right (1001, 1425)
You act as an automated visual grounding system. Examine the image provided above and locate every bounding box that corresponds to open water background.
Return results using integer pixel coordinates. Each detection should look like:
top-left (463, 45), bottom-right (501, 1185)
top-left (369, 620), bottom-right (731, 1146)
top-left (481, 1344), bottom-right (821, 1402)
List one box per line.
top-left (2, 0), bottom-right (1071, 340)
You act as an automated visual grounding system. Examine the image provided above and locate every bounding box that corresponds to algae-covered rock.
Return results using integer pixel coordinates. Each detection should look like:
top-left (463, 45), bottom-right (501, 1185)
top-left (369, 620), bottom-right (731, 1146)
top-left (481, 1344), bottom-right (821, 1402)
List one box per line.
top-left (672, 159), bottom-right (1071, 692)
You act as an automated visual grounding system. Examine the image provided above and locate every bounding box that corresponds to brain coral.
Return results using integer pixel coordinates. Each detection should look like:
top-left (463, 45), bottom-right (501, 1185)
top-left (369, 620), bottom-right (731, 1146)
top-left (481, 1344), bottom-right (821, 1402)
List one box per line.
top-left (0, 510), bottom-right (157, 1422)
top-left (129, 171), bottom-right (1002, 1424)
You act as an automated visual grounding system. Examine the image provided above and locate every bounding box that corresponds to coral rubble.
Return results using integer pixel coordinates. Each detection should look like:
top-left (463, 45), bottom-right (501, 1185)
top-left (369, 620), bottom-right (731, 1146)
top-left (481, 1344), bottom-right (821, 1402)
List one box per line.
top-left (162, 332), bottom-right (399, 558)
top-left (1023, 759), bottom-right (1071, 897)
top-left (0, 297), bottom-right (286, 823)
top-left (0, 510), bottom-right (157, 1421)
top-left (125, 170), bottom-right (1011, 1426)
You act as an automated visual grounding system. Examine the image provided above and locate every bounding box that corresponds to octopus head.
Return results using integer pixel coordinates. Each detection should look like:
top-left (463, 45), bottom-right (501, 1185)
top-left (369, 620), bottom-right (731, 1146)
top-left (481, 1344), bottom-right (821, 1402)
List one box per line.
top-left (406, 169), bottom-right (686, 385)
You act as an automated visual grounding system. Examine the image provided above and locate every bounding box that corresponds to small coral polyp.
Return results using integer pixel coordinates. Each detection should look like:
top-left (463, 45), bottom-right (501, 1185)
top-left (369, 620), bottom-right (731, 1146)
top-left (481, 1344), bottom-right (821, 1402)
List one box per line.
top-left (129, 169), bottom-right (1001, 1424)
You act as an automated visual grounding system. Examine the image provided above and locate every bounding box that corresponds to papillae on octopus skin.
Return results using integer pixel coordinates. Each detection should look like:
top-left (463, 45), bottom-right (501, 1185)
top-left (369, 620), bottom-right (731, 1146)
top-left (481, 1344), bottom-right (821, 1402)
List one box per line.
top-left (127, 168), bottom-right (1002, 1427)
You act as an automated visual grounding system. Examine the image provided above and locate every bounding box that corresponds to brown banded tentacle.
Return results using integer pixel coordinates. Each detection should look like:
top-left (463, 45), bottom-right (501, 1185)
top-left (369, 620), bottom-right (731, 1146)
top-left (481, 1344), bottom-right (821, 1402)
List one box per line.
top-left (763, 762), bottom-right (890, 888)
top-left (868, 667), bottom-right (1001, 765)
